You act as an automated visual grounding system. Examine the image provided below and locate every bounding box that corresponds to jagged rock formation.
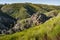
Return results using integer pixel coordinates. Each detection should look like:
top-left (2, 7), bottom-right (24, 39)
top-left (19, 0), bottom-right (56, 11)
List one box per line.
top-left (31, 13), bottom-right (49, 25)
top-left (11, 12), bottom-right (50, 34)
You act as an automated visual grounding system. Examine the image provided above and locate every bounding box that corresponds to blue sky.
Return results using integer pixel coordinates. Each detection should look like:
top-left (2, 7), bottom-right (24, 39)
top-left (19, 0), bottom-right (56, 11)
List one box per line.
top-left (0, 0), bottom-right (60, 5)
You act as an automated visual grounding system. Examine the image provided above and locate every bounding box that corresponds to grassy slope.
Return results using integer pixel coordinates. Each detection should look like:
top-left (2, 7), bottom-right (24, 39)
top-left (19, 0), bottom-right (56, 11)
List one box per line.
top-left (1, 4), bottom-right (30, 20)
top-left (0, 13), bottom-right (60, 40)
top-left (1, 3), bottom-right (60, 20)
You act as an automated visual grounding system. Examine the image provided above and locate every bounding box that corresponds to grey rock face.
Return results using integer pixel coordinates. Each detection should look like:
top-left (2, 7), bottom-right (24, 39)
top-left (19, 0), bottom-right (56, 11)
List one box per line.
top-left (11, 13), bottom-right (50, 33)
top-left (31, 13), bottom-right (49, 25)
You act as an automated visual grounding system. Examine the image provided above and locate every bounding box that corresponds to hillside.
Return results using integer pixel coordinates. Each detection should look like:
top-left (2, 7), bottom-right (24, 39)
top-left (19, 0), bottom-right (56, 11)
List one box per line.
top-left (0, 11), bottom-right (60, 40)
top-left (1, 3), bottom-right (60, 19)
top-left (0, 3), bottom-right (60, 40)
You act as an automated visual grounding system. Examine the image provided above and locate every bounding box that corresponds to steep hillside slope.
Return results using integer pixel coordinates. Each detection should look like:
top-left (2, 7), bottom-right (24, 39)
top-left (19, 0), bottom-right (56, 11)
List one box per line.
top-left (0, 3), bottom-right (60, 35)
top-left (0, 12), bottom-right (60, 40)
top-left (9, 10), bottom-right (59, 34)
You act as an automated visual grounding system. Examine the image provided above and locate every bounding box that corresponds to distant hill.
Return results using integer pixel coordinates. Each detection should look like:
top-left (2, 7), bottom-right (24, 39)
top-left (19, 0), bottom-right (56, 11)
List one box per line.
top-left (1, 3), bottom-right (60, 19)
